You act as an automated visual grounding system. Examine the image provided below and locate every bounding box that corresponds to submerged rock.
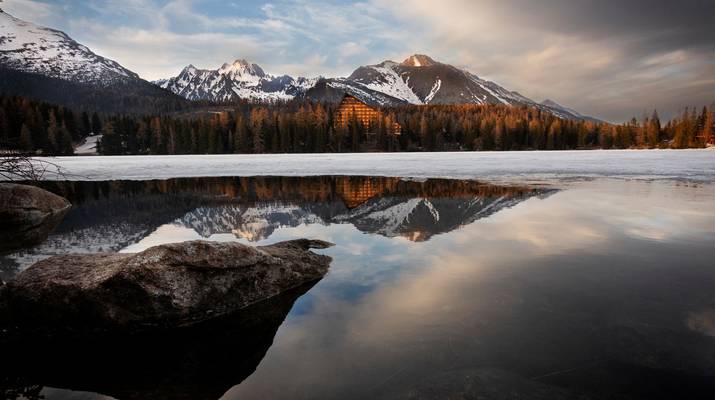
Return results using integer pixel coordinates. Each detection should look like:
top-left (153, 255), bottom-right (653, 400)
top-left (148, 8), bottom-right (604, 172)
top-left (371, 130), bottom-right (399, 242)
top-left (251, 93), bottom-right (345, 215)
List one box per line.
top-left (0, 183), bottom-right (71, 254)
top-left (0, 239), bottom-right (333, 332)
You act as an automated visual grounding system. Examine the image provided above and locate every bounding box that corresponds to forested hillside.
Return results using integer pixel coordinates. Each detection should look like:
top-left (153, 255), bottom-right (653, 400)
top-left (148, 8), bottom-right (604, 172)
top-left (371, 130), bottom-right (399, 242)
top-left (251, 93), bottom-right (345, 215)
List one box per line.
top-left (1, 95), bottom-right (712, 155)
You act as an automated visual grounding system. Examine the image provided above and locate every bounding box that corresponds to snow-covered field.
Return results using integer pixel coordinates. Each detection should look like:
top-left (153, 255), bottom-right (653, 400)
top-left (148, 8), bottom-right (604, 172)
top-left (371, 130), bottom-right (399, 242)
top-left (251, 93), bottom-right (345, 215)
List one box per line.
top-left (74, 134), bottom-right (102, 155)
top-left (35, 149), bottom-right (715, 183)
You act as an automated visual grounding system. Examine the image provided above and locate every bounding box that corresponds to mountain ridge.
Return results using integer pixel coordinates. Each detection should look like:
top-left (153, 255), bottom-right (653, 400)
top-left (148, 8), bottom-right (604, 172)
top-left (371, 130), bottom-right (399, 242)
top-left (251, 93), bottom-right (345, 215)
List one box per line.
top-left (0, 10), bottom-right (598, 121)
top-left (154, 58), bottom-right (318, 103)
top-left (157, 54), bottom-right (599, 121)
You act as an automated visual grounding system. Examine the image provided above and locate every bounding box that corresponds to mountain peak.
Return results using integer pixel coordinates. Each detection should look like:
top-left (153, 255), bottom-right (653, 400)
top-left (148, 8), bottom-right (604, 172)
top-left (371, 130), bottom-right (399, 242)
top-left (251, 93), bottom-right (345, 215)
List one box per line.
top-left (218, 59), bottom-right (265, 78)
top-left (401, 54), bottom-right (438, 67)
top-left (230, 59), bottom-right (251, 67)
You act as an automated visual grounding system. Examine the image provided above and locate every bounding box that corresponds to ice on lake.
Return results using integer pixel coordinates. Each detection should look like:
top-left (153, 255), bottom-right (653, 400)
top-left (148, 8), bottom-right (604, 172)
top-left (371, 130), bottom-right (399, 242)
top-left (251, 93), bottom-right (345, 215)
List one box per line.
top-left (36, 149), bottom-right (715, 183)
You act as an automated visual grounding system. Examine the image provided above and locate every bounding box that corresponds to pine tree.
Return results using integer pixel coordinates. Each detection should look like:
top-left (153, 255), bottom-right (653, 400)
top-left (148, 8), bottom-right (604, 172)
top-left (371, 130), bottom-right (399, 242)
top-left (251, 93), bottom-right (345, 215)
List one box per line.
top-left (647, 110), bottom-right (661, 148)
top-left (99, 121), bottom-right (120, 154)
top-left (80, 112), bottom-right (92, 136)
top-left (419, 114), bottom-right (430, 150)
top-left (91, 113), bottom-right (102, 134)
top-left (703, 105), bottom-right (714, 145)
top-left (46, 110), bottom-right (59, 154)
top-left (149, 117), bottom-right (163, 154)
top-left (234, 113), bottom-right (249, 153)
top-left (55, 123), bottom-right (74, 155)
top-left (19, 123), bottom-right (33, 151)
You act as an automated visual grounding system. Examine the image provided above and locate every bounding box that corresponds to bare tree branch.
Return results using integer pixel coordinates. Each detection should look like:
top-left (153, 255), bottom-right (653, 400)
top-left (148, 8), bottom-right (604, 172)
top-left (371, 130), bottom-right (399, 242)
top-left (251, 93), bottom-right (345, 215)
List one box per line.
top-left (0, 142), bottom-right (66, 181)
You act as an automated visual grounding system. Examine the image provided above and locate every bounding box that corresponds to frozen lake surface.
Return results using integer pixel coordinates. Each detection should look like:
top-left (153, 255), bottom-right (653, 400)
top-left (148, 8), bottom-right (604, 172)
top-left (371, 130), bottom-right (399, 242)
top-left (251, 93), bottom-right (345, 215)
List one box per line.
top-left (37, 149), bottom-right (715, 183)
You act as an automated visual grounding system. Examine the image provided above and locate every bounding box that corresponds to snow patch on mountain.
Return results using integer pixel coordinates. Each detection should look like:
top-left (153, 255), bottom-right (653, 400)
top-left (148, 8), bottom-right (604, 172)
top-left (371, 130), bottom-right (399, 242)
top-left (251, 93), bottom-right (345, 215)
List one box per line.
top-left (356, 62), bottom-right (423, 104)
top-left (425, 78), bottom-right (442, 103)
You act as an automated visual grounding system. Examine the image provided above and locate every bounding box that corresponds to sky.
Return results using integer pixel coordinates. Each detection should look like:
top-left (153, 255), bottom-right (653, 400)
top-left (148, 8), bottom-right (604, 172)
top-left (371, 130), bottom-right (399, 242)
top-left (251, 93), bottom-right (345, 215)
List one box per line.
top-left (2, 0), bottom-right (714, 122)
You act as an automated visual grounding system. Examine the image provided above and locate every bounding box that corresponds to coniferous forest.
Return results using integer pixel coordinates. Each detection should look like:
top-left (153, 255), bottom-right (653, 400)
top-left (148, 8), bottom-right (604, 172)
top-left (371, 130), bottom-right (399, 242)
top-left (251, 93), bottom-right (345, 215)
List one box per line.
top-left (0, 95), bottom-right (713, 155)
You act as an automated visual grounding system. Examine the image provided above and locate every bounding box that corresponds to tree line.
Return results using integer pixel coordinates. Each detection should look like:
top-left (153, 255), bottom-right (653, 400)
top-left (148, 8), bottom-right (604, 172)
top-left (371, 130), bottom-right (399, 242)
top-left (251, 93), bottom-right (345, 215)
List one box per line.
top-left (0, 67), bottom-right (191, 115)
top-left (1, 94), bottom-right (713, 155)
top-left (0, 95), bottom-right (101, 155)
top-left (393, 104), bottom-right (713, 151)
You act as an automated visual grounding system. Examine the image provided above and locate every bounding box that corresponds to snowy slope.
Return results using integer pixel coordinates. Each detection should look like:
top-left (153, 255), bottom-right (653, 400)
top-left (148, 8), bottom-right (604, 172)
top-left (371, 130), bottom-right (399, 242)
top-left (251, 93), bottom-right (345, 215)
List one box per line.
top-left (348, 61), bottom-right (424, 104)
top-left (0, 10), bottom-right (139, 86)
top-left (74, 134), bottom-right (102, 155)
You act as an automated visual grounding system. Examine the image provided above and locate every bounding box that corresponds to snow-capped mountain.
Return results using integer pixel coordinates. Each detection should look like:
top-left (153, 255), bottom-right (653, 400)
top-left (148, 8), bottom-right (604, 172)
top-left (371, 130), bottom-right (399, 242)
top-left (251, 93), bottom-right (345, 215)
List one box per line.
top-left (1, 9), bottom-right (137, 86)
top-left (154, 59), bottom-right (318, 103)
top-left (323, 54), bottom-right (598, 120)
top-left (157, 53), bottom-right (595, 120)
top-left (0, 9), bottom-right (185, 113)
top-left (344, 54), bottom-right (532, 106)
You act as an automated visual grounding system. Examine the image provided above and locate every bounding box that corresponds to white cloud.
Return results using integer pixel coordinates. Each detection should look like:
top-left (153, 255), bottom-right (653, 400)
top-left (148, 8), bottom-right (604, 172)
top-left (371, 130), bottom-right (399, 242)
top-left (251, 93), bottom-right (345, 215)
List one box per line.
top-left (2, 0), bottom-right (58, 24)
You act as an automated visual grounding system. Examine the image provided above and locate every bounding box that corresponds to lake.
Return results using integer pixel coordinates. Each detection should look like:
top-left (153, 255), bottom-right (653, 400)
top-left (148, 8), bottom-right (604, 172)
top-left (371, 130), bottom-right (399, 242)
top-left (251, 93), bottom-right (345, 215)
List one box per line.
top-left (2, 153), bottom-right (715, 399)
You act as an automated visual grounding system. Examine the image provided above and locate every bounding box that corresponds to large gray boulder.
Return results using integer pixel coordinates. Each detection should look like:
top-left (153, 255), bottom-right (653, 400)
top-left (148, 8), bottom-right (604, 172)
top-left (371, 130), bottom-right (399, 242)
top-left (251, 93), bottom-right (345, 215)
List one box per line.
top-left (0, 238), bottom-right (333, 332)
top-left (0, 183), bottom-right (71, 254)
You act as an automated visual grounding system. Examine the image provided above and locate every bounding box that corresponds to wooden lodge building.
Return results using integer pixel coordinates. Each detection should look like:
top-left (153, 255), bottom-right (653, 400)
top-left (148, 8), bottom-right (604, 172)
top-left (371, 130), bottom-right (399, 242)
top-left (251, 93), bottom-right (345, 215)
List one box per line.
top-left (333, 94), bottom-right (402, 135)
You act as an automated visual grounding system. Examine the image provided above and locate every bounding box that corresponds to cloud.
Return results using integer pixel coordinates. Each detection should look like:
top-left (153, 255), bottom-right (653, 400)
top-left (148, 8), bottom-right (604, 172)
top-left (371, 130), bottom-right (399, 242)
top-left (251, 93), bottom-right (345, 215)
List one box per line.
top-left (338, 41), bottom-right (367, 58)
top-left (69, 18), bottom-right (275, 79)
top-left (1, 0), bottom-right (58, 24)
top-left (3, 0), bottom-right (713, 121)
top-left (373, 0), bottom-right (715, 121)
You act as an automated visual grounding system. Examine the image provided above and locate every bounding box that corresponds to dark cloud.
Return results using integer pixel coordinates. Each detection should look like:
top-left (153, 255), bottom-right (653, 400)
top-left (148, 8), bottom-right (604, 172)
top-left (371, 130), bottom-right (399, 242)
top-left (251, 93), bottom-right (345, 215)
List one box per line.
top-left (381, 0), bottom-right (715, 121)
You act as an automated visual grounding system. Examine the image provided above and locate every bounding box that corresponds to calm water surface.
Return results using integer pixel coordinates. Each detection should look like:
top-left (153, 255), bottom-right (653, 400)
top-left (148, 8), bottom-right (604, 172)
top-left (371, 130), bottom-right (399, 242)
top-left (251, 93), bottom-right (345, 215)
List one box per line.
top-left (2, 176), bottom-right (715, 399)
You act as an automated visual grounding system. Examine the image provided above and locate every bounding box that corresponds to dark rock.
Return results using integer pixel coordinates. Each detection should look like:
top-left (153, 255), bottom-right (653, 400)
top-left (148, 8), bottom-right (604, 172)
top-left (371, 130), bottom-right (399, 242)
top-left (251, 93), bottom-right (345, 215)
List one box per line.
top-left (0, 238), bottom-right (333, 332)
top-left (0, 183), bottom-right (71, 254)
top-left (0, 281), bottom-right (317, 400)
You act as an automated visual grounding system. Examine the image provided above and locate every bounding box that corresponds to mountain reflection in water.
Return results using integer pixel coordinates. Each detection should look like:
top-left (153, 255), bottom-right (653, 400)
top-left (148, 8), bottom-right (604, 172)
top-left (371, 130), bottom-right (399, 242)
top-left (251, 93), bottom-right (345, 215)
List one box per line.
top-left (3, 177), bottom-right (715, 400)
top-left (1, 176), bottom-right (550, 276)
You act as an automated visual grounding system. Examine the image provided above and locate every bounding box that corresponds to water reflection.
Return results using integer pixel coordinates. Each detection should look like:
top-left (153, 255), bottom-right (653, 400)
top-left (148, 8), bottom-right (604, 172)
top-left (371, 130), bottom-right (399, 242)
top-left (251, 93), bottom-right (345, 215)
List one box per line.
top-left (0, 283), bottom-right (317, 400)
top-left (1, 176), bottom-right (549, 276)
top-left (2, 178), bottom-right (715, 400)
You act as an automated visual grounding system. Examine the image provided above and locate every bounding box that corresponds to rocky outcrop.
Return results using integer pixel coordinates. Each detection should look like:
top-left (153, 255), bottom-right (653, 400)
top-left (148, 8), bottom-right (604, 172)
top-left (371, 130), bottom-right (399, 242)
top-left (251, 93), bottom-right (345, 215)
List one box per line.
top-left (0, 183), bottom-right (71, 254)
top-left (0, 239), bottom-right (333, 332)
